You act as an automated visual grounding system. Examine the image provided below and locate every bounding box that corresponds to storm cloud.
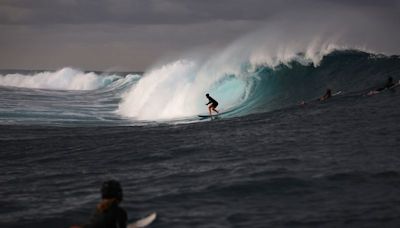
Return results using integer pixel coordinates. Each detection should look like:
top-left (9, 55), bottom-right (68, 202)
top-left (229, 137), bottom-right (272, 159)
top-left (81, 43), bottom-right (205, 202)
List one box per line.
top-left (0, 0), bottom-right (399, 70)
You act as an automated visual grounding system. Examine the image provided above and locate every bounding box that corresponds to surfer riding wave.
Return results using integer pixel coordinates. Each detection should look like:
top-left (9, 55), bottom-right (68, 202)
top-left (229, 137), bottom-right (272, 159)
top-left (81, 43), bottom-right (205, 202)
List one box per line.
top-left (206, 93), bottom-right (219, 117)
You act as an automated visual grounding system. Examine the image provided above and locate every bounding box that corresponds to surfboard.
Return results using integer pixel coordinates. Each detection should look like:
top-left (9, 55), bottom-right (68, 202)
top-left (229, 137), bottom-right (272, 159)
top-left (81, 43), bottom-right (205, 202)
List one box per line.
top-left (127, 212), bottom-right (157, 228)
top-left (198, 114), bottom-right (218, 118)
top-left (198, 113), bottom-right (222, 119)
top-left (333, 91), bottom-right (342, 96)
top-left (367, 80), bottom-right (400, 96)
top-left (198, 108), bottom-right (237, 119)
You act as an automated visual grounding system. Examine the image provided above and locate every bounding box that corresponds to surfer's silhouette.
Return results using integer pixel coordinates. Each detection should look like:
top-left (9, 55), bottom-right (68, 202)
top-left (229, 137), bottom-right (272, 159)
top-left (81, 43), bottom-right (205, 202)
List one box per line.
top-left (368, 76), bottom-right (397, 96)
top-left (206, 93), bottom-right (219, 117)
top-left (299, 88), bottom-right (332, 106)
top-left (70, 180), bottom-right (127, 228)
top-left (320, 88), bottom-right (332, 101)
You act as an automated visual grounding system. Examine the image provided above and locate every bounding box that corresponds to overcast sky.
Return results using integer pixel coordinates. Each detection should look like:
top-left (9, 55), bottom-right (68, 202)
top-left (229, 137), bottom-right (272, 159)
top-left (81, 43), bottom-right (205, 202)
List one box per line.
top-left (0, 0), bottom-right (399, 71)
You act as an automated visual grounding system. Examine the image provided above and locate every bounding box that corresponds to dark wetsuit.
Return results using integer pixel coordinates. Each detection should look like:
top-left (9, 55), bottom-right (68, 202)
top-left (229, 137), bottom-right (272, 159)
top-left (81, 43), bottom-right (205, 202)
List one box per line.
top-left (83, 201), bottom-right (127, 228)
top-left (206, 96), bottom-right (218, 107)
top-left (377, 79), bottom-right (395, 91)
top-left (323, 89), bottom-right (331, 99)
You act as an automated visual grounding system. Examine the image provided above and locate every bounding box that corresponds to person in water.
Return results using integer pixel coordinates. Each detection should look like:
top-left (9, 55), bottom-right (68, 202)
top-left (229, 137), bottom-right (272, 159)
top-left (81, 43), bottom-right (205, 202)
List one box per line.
top-left (368, 76), bottom-right (397, 95)
top-left (320, 88), bottom-right (332, 101)
top-left (378, 76), bottom-right (395, 91)
top-left (205, 93), bottom-right (219, 116)
top-left (71, 180), bottom-right (127, 228)
top-left (299, 88), bottom-right (332, 106)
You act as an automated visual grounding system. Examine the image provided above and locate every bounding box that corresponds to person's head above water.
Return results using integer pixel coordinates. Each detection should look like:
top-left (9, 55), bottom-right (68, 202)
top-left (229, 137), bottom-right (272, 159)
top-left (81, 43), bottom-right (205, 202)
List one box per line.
top-left (206, 93), bottom-right (210, 98)
top-left (101, 180), bottom-right (123, 201)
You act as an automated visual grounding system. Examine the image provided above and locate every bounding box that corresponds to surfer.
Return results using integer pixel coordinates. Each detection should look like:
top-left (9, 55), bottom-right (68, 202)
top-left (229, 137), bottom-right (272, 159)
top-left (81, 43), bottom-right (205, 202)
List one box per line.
top-left (71, 180), bottom-right (127, 228)
top-left (319, 88), bottom-right (332, 101)
top-left (368, 76), bottom-right (396, 95)
top-left (205, 93), bottom-right (219, 117)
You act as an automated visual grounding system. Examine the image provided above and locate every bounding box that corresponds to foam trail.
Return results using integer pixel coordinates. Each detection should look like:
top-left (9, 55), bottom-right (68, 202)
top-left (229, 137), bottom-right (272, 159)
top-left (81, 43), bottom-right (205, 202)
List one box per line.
top-left (0, 67), bottom-right (120, 90)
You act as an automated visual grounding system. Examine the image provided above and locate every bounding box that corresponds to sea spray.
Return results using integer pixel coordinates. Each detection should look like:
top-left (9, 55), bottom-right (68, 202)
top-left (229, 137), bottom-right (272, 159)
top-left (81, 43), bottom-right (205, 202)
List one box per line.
top-left (117, 59), bottom-right (249, 120)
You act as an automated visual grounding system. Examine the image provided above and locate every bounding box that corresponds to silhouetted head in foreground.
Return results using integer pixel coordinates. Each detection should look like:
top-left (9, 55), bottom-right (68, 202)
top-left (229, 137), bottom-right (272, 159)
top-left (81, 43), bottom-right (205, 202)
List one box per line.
top-left (101, 180), bottom-right (123, 202)
top-left (70, 180), bottom-right (127, 228)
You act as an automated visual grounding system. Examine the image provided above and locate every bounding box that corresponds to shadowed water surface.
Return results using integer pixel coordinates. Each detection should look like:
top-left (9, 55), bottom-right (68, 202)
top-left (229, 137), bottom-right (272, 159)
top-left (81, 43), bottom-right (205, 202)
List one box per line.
top-left (1, 89), bottom-right (400, 227)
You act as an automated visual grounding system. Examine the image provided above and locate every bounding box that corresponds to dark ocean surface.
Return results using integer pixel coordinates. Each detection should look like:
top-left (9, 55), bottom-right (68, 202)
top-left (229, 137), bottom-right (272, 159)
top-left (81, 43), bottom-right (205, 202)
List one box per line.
top-left (1, 50), bottom-right (400, 227)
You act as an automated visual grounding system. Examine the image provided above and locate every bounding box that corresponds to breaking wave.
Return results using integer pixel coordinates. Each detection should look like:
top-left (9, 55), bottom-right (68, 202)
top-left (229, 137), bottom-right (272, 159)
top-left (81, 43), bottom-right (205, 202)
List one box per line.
top-left (117, 49), bottom-right (400, 121)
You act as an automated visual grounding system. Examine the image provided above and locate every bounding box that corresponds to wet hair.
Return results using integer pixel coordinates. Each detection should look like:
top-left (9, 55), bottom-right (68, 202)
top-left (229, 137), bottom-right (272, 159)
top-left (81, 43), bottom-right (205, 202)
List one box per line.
top-left (101, 180), bottom-right (123, 201)
top-left (206, 93), bottom-right (209, 97)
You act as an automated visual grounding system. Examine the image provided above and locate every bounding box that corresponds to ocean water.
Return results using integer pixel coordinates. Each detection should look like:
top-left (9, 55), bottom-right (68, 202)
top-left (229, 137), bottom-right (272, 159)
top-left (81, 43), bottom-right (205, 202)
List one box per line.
top-left (1, 50), bottom-right (400, 227)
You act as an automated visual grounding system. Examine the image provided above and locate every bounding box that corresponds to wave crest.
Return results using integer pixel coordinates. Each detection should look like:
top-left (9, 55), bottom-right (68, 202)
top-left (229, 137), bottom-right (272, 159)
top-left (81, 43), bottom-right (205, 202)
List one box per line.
top-left (0, 67), bottom-right (121, 90)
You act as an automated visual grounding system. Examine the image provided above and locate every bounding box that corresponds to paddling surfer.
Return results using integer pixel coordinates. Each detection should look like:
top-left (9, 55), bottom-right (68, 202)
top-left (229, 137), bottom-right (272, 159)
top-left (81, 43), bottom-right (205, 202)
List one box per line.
top-left (299, 88), bottom-right (332, 106)
top-left (378, 76), bottom-right (395, 91)
top-left (205, 93), bottom-right (219, 117)
top-left (368, 76), bottom-right (397, 95)
top-left (71, 180), bottom-right (127, 228)
top-left (320, 88), bottom-right (332, 101)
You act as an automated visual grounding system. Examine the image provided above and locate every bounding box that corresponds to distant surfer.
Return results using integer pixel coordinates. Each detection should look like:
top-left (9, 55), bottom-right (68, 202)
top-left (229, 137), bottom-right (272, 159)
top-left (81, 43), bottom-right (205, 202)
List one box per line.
top-left (319, 88), bottom-right (332, 101)
top-left (71, 180), bottom-right (127, 228)
top-left (299, 88), bottom-right (336, 106)
top-left (368, 76), bottom-right (397, 96)
top-left (205, 93), bottom-right (219, 117)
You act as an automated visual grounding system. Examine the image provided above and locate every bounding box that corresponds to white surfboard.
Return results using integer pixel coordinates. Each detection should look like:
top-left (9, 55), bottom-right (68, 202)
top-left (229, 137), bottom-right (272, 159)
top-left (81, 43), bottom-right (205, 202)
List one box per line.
top-left (127, 212), bottom-right (157, 228)
top-left (333, 91), bottom-right (342, 96)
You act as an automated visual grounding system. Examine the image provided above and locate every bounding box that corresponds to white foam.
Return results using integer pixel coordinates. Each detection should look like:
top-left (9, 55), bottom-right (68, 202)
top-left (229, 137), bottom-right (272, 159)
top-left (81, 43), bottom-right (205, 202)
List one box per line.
top-left (0, 67), bottom-right (115, 90)
top-left (117, 59), bottom-right (248, 120)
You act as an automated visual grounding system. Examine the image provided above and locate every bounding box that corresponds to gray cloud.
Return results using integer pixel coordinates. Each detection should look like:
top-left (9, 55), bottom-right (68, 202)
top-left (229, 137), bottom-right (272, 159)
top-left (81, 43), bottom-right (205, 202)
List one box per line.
top-left (0, 0), bottom-right (399, 70)
top-left (1, 0), bottom-right (397, 25)
top-left (0, 0), bottom-right (258, 25)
